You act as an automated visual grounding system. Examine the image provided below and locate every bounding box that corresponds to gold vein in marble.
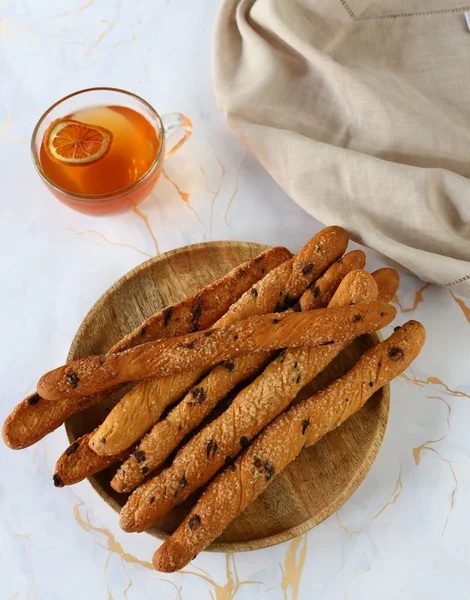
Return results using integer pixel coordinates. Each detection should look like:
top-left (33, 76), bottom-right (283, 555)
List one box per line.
top-left (69, 227), bottom-right (152, 258)
top-left (427, 396), bottom-right (451, 429)
top-left (48, 26), bottom-right (69, 38)
top-left (201, 158), bottom-right (225, 240)
top-left (373, 466), bottom-right (403, 520)
top-left (0, 16), bottom-right (37, 38)
top-left (344, 565), bottom-right (371, 600)
top-left (96, 21), bottom-right (115, 44)
top-left (322, 513), bottom-right (363, 596)
top-left (0, 113), bottom-right (28, 143)
top-left (122, 569), bottom-right (133, 599)
top-left (280, 535), bottom-right (308, 600)
top-left (146, 577), bottom-right (182, 600)
top-left (64, 41), bottom-right (92, 57)
top-left (215, 154), bottom-right (227, 179)
top-left (135, 60), bottom-right (149, 84)
top-left (392, 282), bottom-right (430, 314)
top-left (336, 511), bottom-right (362, 570)
top-left (132, 206), bottom-right (160, 255)
top-left (109, 32), bottom-right (136, 48)
top-left (450, 292), bottom-right (470, 324)
top-left (60, 0), bottom-right (94, 17)
top-left (224, 151), bottom-right (248, 235)
top-left (72, 501), bottom-right (154, 569)
top-left (11, 529), bottom-right (38, 600)
top-left (163, 169), bottom-right (206, 231)
top-left (104, 551), bottom-right (114, 599)
top-left (400, 370), bottom-right (470, 399)
top-left (181, 553), bottom-right (262, 600)
top-left (412, 440), bottom-right (457, 535)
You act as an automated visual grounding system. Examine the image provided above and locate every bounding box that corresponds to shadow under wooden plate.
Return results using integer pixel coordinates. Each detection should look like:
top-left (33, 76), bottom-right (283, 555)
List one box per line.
top-left (66, 241), bottom-right (390, 552)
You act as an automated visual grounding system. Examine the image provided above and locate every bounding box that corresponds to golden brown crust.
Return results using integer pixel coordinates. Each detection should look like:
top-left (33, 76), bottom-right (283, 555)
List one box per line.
top-left (299, 250), bottom-right (366, 311)
top-left (89, 371), bottom-right (204, 455)
top-left (111, 269), bottom-right (374, 493)
top-left (327, 269), bottom-right (378, 307)
top-left (3, 247), bottom-right (290, 450)
top-left (38, 303), bottom-right (396, 402)
top-left (214, 227), bottom-right (348, 326)
top-left (53, 433), bottom-right (129, 487)
top-left (109, 246), bottom-right (292, 351)
top-left (2, 392), bottom-right (101, 450)
top-left (372, 268), bottom-right (400, 302)
top-left (120, 300), bottom-right (393, 534)
top-left (111, 352), bottom-right (274, 492)
top-left (152, 321), bottom-right (426, 572)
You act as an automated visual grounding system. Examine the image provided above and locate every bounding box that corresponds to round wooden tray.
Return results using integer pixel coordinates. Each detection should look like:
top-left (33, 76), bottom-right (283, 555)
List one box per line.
top-left (65, 241), bottom-right (390, 552)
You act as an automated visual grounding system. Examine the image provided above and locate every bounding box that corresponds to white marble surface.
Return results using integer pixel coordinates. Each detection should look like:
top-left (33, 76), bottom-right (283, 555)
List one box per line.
top-left (1, 1), bottom-right (470, 599)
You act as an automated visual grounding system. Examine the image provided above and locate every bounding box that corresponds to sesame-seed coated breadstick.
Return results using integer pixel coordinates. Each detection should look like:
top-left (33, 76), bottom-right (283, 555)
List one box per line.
top-left (153, 321), bottom-right (426, 572)
top-left (372, 268), bottom-right (400, 302)
top-left (298, 250), bottom-right (365, 311)
top-left (39, 303), bottom-right (394, 403)
top-left (53, 433), bottom-right (129, 487)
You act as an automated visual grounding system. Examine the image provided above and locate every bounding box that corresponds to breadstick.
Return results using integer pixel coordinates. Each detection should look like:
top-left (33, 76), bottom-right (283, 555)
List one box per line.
top-left (67, 227), bottom-right (349, 454)
top-left (2, 392), bottom-right (109, 451)
top-left (153, 321), bottom-right (426, 572)
top-left (53, 433), bottom-right (129, 487)
top-left (326, 269), bottom-right (378, 307)
top-left (3, 247), bottom-right (290, 450)
top-left (119, 295), bottom-right (391, 533)
top-left (298, 250), bottom-right (365, 311)
top-left (38, 302), bottom-right (394, 402)
top-left (372, 268), bottom-right (400, 302)
top-left (112, 269), bottom-right (376, 493)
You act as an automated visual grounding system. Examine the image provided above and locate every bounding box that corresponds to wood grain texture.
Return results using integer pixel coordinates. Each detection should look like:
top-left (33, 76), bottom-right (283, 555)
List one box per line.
top-left (66, 241), bottom-right (390, 552)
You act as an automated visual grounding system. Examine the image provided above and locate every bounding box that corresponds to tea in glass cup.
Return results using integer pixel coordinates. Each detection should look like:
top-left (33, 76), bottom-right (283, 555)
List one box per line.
top-left (31, 88), bottom-right (192, 215)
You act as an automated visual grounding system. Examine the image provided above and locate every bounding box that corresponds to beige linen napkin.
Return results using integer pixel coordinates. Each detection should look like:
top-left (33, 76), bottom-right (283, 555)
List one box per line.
top-left (214, 0), bottom-right (470, 296)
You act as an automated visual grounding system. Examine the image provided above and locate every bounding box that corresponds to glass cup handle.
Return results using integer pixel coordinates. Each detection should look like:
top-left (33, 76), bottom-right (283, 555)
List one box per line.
top-left (161, 113), bottom-right (193, 158)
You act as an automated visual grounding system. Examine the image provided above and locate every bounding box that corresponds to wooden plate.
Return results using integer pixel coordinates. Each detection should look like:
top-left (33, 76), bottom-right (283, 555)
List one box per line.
top-left (66, 241), bottom-right (390, 552)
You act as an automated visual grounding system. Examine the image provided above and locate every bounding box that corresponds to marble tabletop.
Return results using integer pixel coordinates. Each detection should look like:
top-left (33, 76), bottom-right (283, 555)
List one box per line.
top-left (1, 1), bottom-right (469, 599)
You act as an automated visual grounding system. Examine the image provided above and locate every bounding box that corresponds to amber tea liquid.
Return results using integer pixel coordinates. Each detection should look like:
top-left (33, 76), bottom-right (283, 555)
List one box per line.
top-left (40, 105), bottom-right (161, 197)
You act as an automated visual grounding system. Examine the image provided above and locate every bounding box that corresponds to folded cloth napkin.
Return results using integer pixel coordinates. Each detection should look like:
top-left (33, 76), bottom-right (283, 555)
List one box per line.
top-left (213, 0), bottom-right (470, 296)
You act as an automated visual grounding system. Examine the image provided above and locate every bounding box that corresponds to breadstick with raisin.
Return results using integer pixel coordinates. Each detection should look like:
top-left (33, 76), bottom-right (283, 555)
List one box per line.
top-left (111, 352), bottom-right (273, 492)
top-left (298, 250), bottom-right (365, 311)
top-left (3, 246), bottom-right (290, 450)
top-left (2, 392), bottom-right (109, 451)
top-left (372, 268), bottom-right (400, 302)
top-left (53, 433), bottom-right (130, 487)
top-left (80, 227), bottom-right (349, 457)
top-left (112, 268), bottom-right (375, 493)
top-left (39, 301), bottom-right (392, 402)
top-left (153, 321), bottom-right (426, 572)
top-left (120, 295), bottom-right (392, 533)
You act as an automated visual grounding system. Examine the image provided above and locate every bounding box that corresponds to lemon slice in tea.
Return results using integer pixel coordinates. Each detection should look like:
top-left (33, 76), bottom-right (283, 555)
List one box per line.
top-left (43, 118), bottom-right (113, 166)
